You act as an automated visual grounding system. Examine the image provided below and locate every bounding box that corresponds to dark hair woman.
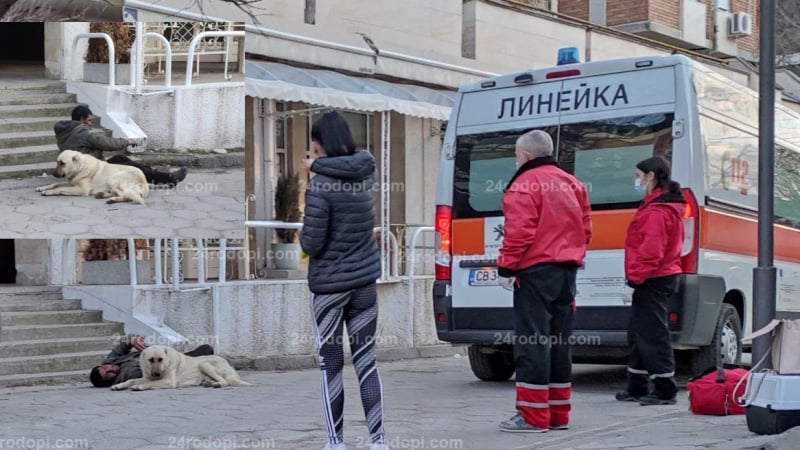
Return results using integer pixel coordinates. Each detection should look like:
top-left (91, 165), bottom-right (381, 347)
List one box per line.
top-left (300, 111), bottom-right (387, 450)
top-left (617, 156), bottom-right (686, 406)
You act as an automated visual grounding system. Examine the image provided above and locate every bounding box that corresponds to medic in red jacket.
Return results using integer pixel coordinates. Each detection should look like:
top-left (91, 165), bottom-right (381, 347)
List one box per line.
top-left (497, 158), bottom-right (592, 277)
top-left (624, 185), bottom-right (686, 286)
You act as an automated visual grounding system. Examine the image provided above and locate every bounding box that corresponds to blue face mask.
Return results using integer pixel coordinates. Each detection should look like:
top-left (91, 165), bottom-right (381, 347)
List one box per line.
top-left (634, 178), bottom-right (645, 192)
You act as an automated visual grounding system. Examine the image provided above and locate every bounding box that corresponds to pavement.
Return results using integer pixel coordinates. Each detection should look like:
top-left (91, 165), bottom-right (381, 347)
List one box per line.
top-left (0, 165), bottom-right (246, 239)
top-left (0, 353), bottom-right (795, 450)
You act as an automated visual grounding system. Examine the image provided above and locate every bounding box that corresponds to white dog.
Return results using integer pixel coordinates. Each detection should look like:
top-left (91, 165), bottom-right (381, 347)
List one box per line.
top-left (36, 150), bottom-right (148, 205)
top-left (110, 345), bottom-right (251, 391)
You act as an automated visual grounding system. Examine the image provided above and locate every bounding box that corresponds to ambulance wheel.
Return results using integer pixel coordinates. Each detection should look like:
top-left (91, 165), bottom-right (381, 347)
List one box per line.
top-left (468, 345), bottom-right (515, 381)
top-left (687, 304), bottom-right (742, 376)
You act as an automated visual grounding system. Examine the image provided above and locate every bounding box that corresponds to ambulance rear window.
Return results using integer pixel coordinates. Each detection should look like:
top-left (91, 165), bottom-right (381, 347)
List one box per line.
top-left (451, 113), bottom-right (674, 218)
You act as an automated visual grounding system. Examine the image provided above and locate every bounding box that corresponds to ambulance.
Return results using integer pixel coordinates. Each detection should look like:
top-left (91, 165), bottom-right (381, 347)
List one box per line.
top-left (432, 50), bottom-right (800, 381)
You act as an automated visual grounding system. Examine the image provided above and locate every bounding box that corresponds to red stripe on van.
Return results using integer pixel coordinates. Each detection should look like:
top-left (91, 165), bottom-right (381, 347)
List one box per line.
top-left (586, 209), bottom-right (637, 251)
top-left (700, 209), bottom-right (800, 264)
top-left (451, 218), bottom-right (485, 255)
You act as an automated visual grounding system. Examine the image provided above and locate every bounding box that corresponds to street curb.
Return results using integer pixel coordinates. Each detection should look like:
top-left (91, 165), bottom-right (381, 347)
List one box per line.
top-left (129, 150), bottom-right (245, 169)
top-left (227, 344), bottom-right (469, 372)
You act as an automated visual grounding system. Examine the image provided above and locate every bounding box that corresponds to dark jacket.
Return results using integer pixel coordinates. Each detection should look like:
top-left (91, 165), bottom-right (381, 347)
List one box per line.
top-left (497, 156), bottom-right (592, 277)
top-left (103, 335), bottom-right (143, 384)
top-left (53, 120), bottom-right (129, 159)
top-left (624, 188), bottom-right (686, 285)
top-left (300, 150), bottom-right (382, 294)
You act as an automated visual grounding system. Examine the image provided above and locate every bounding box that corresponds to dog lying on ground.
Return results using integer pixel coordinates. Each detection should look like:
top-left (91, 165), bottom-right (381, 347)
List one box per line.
top-left (110, 345), bottom-right (251, 391)
top-left (35, 150), bottom-right (148, 205)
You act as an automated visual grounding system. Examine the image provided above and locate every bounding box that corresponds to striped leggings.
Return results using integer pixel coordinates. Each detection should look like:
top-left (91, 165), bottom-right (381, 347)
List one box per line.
top-left (312, 283), bottom-right (385, 445)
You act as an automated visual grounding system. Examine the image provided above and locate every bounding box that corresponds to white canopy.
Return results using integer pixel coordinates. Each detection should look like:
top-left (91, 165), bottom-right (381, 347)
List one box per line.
top-left (245, 60), bottom-right (456, 121)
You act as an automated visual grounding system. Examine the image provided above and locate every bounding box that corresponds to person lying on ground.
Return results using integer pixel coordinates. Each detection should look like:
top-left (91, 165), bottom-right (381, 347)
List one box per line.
top-left (54, 105), bottom-right (187, 187)
top-left (89, 334), bottom-right (213, 388)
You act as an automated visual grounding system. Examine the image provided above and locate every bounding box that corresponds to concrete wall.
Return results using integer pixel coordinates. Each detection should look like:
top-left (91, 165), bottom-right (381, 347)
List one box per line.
top-left (14, 240), bottom-right (50, 286)
top-left (128, 83), bottom-right (245, 151)
top-left (104, 278), bottom-right (442, 358)
top-left (44, 22), bottom-right (89, 80)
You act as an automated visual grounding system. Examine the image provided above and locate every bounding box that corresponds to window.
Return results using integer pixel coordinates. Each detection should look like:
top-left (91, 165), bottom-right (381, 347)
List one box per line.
top-left (701, 116), bottom-right (758, 211)
top-left (309, 110), bottom-right (371, 151)
top-left (557, 113), bottom-right (674, 210)
top-left (451, 113), bottom-right (675, 218)
top-left (452, 127), bottom-right (556, 218)
top-left (775, 145), bottom-right (800, 229)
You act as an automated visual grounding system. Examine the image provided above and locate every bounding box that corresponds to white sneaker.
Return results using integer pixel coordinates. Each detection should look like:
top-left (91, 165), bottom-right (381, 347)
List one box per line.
top-left (322, 444), bottom-right (347, 450)
top-left (369, 445), bottom-right (390, 450)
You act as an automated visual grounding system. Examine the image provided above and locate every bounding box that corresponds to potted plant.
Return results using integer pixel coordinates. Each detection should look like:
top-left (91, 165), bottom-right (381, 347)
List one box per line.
top-left (272, 172), bottom-right (302, 270)
top-left (83, 22), bottom-right (133, 84)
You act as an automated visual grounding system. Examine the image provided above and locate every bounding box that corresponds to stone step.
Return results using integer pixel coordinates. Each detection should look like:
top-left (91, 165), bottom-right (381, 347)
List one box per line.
top-left (0, 80), bottom-right (68, 91)
top-left (0, 117), bottom-right (58, 133)
top-left (0, 287), bottom-right (63, 301)
top-left (0, 161), bottom-right (53, 180)
top-left (2, 322), bottom-right (124, 341)
top-left (0, 299), bottom-right (82, 312)
top-left (1, 310), bottom-right (104, 326)
top-left (0, 92), bottom-right (76, 107)
top-left (0, 336), bottom-right (114, 358)
top-left (0, 130), bottom-right (56, 149)
top-left (0, 351), bottom-right (108, 376)
top-left (0, 145), bottom-right (60, 166)
top-left (0, 369), bottom-right (89, 388)
top-left (0, 103), bottom-right (77, 119)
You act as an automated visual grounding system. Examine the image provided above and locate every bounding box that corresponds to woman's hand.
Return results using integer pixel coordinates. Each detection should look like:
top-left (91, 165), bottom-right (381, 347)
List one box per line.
top-left (303, 157), bottom-right (315, 173)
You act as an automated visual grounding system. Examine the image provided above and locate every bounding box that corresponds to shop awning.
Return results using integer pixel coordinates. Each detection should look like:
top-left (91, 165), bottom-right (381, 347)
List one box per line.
top-left (245, 60), bottom-right (456, 121)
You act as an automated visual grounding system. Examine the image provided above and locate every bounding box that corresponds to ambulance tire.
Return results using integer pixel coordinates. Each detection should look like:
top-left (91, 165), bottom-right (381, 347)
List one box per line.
top-left (686, 304), bottom-right (742, 376)
top-left (468, 345), bottom-right (515, 381)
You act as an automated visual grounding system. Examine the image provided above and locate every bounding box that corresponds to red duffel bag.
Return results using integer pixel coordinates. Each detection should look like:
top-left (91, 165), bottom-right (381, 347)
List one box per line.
top-left (687, 365), bottom-right (748, 415)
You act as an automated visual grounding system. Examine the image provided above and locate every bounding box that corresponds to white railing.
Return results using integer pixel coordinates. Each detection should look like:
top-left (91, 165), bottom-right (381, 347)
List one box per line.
top-left (185, 30), bottom-right (245, 86)
top-left (72, 33), bottom-right (116, 86)
top-left (406, 226), bottom-right (435, 309)
top-left (131, 32), bottom-right (173, 88)
top-left (243, 220), bottom-right (401, 281)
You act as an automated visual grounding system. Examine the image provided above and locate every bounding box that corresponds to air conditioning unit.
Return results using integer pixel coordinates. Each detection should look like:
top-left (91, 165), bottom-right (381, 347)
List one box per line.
top-left (728, 12), bottom-right (753, 37)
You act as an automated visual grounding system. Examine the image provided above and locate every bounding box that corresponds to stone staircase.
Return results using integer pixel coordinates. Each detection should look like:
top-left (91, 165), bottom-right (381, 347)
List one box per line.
top-left (0, 286), bottom-right (123, 388)
top-left (0, 80), bottom-right (111, 180)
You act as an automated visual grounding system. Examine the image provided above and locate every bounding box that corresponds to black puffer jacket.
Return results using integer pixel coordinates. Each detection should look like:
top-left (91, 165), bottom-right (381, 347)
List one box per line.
top-left (300, 150), bottom-right (381, 294)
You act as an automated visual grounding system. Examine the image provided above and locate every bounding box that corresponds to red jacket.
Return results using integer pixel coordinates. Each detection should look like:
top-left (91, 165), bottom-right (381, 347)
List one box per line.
top-left (497, 158), bottom-right (592, 277)
top-left (624, 188), bottom-right (686, 285)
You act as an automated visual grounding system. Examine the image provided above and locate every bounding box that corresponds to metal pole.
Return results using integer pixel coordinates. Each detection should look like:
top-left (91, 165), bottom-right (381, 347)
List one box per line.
top-left (752, 0), bottom-right (776, 369)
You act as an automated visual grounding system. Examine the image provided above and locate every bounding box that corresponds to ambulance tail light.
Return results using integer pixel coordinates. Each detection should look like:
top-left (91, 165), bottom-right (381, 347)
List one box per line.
top-left (435, 205), bottom-right (452, 280)
top-left (680, 188), bottom-right (700, 273)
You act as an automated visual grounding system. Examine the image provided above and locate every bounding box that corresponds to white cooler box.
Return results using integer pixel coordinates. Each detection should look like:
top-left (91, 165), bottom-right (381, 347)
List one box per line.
top-left (743, 373), bottom-right (800, 435)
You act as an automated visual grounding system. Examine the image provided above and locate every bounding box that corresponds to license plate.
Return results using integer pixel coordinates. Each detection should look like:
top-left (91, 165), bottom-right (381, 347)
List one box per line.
top-left (469, 268), bottom-right (498, 286)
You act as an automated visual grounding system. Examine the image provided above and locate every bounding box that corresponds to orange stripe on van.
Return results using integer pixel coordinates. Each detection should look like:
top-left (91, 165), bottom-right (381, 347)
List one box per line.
top-left (587, 209), bottom-right (637, 250)
top-left (451, 218), bottom-right (485, 255)
top-left (700, 208), bottom-right (800, 264)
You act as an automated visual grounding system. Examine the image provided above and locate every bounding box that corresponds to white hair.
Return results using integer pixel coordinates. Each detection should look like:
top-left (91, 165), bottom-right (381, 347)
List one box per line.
top-left (516, 130), bottom-right (553, 158)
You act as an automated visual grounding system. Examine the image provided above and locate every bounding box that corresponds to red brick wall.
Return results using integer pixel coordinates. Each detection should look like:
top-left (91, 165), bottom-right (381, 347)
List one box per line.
top-left (558, 0), bottom-right (589, 20)
top-left (606, 0), bottom-right (649, 27)
top-left (649, 0), bottom-right (680, 29)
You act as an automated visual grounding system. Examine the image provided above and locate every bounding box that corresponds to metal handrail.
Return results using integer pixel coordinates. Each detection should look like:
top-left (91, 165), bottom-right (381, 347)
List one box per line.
top-left (132, 32), bottom-right (173, 88)
top-left (73, 33), bottom-right (115, 86)
top-left (185, 31), bottom-right (245, 86)
top-left (243, 221), bottom-right (400, 280)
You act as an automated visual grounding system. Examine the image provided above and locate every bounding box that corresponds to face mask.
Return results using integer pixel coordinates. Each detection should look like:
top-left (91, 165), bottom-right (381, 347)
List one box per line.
top-left (634, 178), bottom-right (645, 192)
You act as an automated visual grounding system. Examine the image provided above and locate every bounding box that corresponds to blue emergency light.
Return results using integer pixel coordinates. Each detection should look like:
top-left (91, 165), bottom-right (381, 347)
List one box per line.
top-left (557, 47), bottom-right (580, 65)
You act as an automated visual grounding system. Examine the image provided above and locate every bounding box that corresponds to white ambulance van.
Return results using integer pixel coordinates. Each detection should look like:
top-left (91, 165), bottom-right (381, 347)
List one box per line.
top-left (433, 51), bottom-right (800, 381)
